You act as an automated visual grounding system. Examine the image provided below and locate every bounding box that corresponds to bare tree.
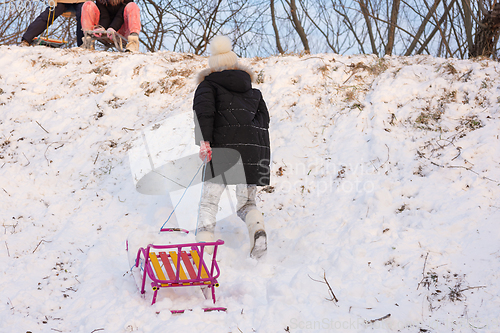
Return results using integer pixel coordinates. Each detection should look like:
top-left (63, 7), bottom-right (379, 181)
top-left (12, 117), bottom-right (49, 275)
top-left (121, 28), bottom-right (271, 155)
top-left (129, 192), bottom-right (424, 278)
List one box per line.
top-left (415, 0), bottom-right (457, 55)
top-left (298, 0), bottom-right (338, 53)
top-left (404, 0), bottom-right (441, 56)
top-left (358, 0), bottom-right (379, 55)
top-left (1, 1), bottom-right (45, 45)
top-left (286, 0), bottom-right (310, 53)
top-left (470, 0), bottom-right (500, 57)
top-left (138, 0), bottom-right (177, 52)
top-left (460, 0), bottom-right (474, 54)
top-left (2, 0), bottom-right (500, 59)
top-left (330, 0), bottom-right (367, 54)
top-left (385, 0), bottom-right (401, 55)
top-left (145, 0), bottom-right (265, 56)
top-left (270, 0), bottom-right (285, 54)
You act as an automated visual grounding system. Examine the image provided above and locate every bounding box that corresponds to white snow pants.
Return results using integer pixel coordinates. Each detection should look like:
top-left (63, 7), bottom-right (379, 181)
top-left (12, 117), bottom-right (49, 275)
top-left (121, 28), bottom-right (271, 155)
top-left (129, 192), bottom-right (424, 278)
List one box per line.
top-left (197, 182), bottom-right (259, 233)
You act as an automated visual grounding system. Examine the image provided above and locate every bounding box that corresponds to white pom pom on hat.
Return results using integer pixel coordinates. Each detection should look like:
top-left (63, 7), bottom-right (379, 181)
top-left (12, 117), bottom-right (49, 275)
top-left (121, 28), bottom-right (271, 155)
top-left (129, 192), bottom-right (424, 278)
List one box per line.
top-left (209, 35), bottom-right (233, 55)
top-left (208, 35), bottom-right (238, 70)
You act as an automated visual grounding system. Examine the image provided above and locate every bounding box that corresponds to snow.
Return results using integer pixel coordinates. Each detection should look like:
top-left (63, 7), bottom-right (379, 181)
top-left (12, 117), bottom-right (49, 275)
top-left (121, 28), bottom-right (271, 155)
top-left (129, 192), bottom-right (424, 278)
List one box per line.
top-left (1, 45), bottom-right (500, 333)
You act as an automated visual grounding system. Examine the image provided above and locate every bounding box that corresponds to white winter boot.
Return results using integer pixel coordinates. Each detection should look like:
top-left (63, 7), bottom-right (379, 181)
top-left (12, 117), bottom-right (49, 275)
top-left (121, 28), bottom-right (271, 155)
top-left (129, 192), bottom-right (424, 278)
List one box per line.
top-left (126, 33), bottom-right (139, 52)
top-left (82, 35), bottom-right (95, 50)
top-left (245, 209), bottom-right (267, 259)
top-left (196, 231), bottom-right (215, 255)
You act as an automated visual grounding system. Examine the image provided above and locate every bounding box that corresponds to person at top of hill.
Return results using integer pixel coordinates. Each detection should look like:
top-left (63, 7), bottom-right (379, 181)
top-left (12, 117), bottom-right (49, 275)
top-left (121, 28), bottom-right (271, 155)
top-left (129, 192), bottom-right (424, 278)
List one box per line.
top-left (20, 0), bottom-right (87, 47)
top-left (81, 0), bottom-right (140, 52)
top-left (193, 35), bottom-right (271, 259)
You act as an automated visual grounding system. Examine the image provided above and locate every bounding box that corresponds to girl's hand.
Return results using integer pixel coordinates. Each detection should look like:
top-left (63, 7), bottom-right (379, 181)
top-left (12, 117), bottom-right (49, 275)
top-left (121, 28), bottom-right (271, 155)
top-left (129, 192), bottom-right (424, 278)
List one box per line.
top-left (93, 27), bottom-right (105, 37)
top-left (106, 28), bottom-right (116, 39)
top-left (199, 141), bottom-right (212, 162)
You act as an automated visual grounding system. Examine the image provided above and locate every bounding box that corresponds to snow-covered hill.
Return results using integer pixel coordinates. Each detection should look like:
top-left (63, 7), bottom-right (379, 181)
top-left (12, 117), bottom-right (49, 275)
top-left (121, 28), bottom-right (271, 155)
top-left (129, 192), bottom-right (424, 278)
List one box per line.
top-left (0, 45), bottom-right (499, 333)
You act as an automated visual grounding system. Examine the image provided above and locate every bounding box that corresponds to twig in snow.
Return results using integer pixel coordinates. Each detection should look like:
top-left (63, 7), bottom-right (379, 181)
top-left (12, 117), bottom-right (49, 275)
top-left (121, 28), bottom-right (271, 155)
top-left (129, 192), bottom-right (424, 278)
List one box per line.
top-left (2, 188), bottom-right (10, 196)
top-left (309, 270), bottom-right (339, 303)
top-left (448, 165), bottom-right (500, 184)
top-left (423, 141), bottom-right (499, 183)
top-left (417, 252), bottom-right (430, 290)
top-left (90, 329), bottom-right (104, 333)
top-left (283, 109), bottom-right (292, 120)
top-left (449, 165), bottom-right (477, 173)
top-left (343, 72), bottom-right (356, 84)
top-left (301, 56), bottom-right (330, 62)
top-left (459, 285), bottom-right (487, 292)
top-left (458, 69), bottom-right (473, 81)
top-left (43, 142), bottom-right (67, 166)
top-left (22, 153), bottom-right (30, 167)
top-left (3, 221), bottom-right (19, 234)
top-left (5, 241), bottom-right (10, 257)
top-left (94, 152), bottom-right (99, 165)
top-left (379, 144), bottom-right (390, 169)
top-left (365, 313), bottom-right (391, 324)
top-left (44, 146), bottom-right (52, 165)
top-left (422, 252), bottom-right (429, 276)
top-left (33, 239), bottom-right (52, 253)
top-left (36, 121), bottom-right (49, 133)
top-left (430, 161), bottom-right (444, 168)
top-left (481, 176), bottom-right (500, 184)
top-left (433, 138), bottom-right (455, 152)
top-left (451, 147), bottom-right (462, 161)
top-left (430, 162), bottom-right (500, 184)
top-left (7, 298), bottom-right (14, 310)
top-left (323, 273), bottom-right (339, 302)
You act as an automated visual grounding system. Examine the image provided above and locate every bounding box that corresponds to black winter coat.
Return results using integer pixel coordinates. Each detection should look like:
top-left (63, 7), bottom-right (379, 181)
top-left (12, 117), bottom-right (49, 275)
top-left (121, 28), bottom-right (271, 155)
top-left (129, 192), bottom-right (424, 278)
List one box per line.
top-left (193, 67), bottom-right (270, 186)
top-left (96, 0), bottom-right (133, 31)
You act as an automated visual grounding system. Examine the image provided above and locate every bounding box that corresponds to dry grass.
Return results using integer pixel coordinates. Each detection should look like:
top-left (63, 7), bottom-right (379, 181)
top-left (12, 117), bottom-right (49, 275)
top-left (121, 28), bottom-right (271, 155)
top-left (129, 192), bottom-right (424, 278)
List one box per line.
top-left (439, 62), bottom-right (458, 75)
top-left (456, 115), bottom-right (483, 131)
top-left (165, 53), bottom-right (195, 63)
top-left (415, 108), bottom-right (443, 128)
top-left (133, 65), bottom-right (144, 77)
top-left (349, 59), bottom-right (388, 76)
top-left (40, 60), bottom-right (68, 68)
top-left (164, 68), bottom-right (194, 78)
top-left (91, 66), bottom-right (111, 76)
top-left (344, 89), bottom-right (357, 102)
top-left (256, 70), bottom-right (265, 84)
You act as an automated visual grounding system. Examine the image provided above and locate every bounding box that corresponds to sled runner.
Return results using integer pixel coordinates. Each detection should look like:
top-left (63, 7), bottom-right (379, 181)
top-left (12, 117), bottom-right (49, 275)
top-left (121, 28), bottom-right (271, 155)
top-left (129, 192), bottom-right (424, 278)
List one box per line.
top-left (33, 36), bottom-right (67, 48)
top-left (82, 29), bottom-right (129, 52)
top-left (134, 229), bottom-right (225, 310)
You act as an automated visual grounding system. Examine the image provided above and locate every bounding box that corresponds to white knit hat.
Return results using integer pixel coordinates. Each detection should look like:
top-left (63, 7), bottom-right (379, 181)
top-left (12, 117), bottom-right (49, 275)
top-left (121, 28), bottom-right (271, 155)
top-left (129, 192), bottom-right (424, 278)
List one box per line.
top-left (208, 35), bottom-right (238, 69)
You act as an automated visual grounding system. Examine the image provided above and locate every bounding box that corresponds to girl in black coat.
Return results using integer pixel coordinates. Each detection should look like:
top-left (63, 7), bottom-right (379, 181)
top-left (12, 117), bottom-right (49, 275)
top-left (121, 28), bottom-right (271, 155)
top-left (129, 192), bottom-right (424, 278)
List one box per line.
top-left (193, 35), bottom-right (270, 258)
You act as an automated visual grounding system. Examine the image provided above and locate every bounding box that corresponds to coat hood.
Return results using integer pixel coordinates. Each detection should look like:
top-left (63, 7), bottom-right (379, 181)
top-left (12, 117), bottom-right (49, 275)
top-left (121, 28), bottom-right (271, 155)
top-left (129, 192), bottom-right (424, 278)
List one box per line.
top-left (196, 64), bottom-right (256, 93)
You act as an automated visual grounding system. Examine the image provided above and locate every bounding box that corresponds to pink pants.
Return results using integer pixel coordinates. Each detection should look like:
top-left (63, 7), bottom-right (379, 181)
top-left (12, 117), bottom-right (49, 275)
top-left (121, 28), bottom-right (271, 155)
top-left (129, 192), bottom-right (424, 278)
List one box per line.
top-left (81, 1), bottom-right (140, 37)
